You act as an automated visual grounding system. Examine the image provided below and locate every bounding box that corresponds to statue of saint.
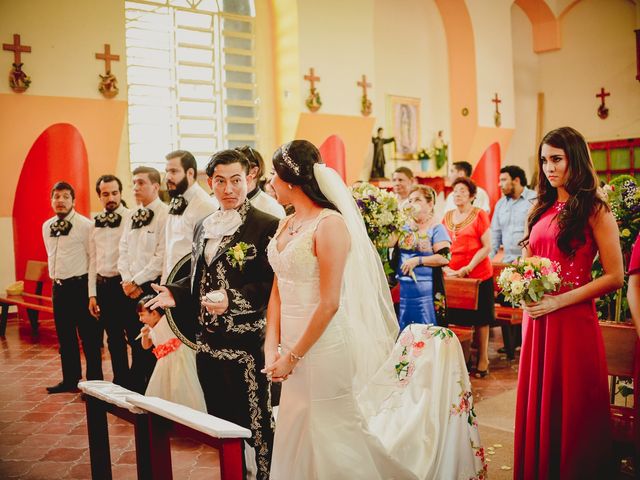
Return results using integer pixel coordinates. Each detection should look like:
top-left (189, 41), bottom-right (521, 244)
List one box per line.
top-left (370, 127), bottom-right (395, 179)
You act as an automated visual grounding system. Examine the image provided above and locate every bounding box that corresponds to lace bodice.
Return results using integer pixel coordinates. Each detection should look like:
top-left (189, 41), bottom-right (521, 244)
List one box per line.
top-left (267, 209), bottom-right (338, 286)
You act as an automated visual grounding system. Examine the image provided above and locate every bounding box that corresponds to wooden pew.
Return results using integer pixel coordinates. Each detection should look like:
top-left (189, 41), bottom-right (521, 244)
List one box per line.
top-left (79, 381), bottom-right (250, 480)
top-left (0, 260), bottom-right (52, 336)
top-left (444, 277), bottom-right (480, 361)
top-left (599, 321), bottom-right (638, 472)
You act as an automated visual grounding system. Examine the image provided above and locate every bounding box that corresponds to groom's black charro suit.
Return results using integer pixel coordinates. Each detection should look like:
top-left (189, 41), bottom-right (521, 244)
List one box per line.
top-left (167, 200), bottom-right (278, 479)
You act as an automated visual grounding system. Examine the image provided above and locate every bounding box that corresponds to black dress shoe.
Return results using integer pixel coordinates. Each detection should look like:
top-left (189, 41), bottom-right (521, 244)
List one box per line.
top-left (46, 382), bottom-right (79, 394)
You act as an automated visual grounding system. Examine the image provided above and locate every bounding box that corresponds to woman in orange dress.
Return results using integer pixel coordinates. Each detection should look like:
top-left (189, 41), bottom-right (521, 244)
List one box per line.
top-left (442, 177), bottom-right (493, 377)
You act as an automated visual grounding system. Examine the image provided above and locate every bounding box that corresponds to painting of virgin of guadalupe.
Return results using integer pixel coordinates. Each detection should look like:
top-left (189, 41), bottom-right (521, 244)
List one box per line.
top-left (388, 95), bottom-right (420, 159)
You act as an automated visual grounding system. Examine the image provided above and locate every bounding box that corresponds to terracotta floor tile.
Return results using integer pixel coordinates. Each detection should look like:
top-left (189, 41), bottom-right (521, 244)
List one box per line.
top-left (40, 422), bottom-right (76, 435)
top-left (67, 462), bottom-right (92, 479)
top-left (189, 466), bottom-right (221, 480)
top-left (0, 410), bottom-right (29, 422)
top-left (51, 412), bottom-right (84, 424)
top-left (3, 446), bottom-right (49, 461)
top-left (57, 435), bottom-right (89, 449)
top-left (17, 433), bottom-right (63, 448)
top-left (196, 449), bottom-right (220, 466)
top-left (0, 460), bottom-right (34, 477)
top-left (21, 461), bottom-right (72, 479)
top-left (2, 421), bottom-right (44, 435)
top-left (110, 463), bottom-right (138, 479)
top-left (20, 411), bottom-right (55, 422)
top-left (116, 449), bottom-right (138, 465)
top-left (40, 447), bottom-right (86, 462)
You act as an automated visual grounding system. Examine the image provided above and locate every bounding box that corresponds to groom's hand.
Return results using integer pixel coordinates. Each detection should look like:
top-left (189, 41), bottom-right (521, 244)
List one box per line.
top-left (201, 289), bottom-right (229, 315)
top-left (145, 284), bottom-right (176, 310)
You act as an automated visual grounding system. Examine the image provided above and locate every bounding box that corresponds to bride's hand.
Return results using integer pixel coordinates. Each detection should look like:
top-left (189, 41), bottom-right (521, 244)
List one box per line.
top-left (262, 353), bottom-right (295, 382)
top-left (522, 295), bottom-right (563, 318)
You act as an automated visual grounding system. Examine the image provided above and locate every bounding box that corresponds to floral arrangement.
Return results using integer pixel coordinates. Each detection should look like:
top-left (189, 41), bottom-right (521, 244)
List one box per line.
top-left (351, 182), bottom-right (407, 274)
top-left (226, 242), bottom-right (256, 271)
top-left (593, 175), bottom-right (640, 321)
top-left (497, 256), bottom-right (563, 306)
top-left (417, 147), bottom-right (434, 160)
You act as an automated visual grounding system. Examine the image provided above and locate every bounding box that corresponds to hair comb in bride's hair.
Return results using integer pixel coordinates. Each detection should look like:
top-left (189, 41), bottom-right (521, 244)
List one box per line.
top-left (281, 143), bottom-right (300, 175)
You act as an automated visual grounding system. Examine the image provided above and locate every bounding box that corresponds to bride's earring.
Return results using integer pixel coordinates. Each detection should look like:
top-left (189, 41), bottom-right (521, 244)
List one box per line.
top-left (287, 184), bottom-right (293, 190)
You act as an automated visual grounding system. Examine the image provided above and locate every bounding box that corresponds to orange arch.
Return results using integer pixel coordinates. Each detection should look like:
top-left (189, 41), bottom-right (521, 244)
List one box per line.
top-left (434, 0), bottom-right (478, 163)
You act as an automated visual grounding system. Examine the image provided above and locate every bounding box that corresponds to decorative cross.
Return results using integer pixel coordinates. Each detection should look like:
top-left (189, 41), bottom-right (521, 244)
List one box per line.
top-left (596, 87), bottom-right (610, 106)
top-left (95, 44), bottom-right (120, 73)
top-left (304, 68), bottom-right (320, 91)
top-left (3, 34), bottom-right (31, 64)
top-left (357, 74), bottom-right (371, 97)
top-left (596, 87), bottom-right (610, 119)
top-left (491, 92), bottom-right (502, 113)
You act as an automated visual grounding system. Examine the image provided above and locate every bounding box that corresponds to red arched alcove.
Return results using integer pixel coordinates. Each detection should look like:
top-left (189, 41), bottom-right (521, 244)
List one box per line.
top-left (12, 123), bottom-right (90, 282)
top-left (471, 142), bottom-right (501, 216)
top-left (318, 135), bottom-right (346, 182)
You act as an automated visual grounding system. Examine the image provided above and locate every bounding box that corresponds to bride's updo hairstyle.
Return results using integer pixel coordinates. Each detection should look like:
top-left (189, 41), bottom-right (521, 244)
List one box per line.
top-left (273, 140), bottom-right (338, 211)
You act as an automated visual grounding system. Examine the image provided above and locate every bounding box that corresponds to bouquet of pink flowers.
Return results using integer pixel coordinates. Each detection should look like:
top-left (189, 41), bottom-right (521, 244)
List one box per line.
top-left (497, 256), bottom-right (562, 306)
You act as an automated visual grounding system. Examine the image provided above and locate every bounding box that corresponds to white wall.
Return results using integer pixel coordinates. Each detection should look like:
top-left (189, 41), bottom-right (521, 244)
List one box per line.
top-left (467, 0), bottom-right (516, 129)
top-left (296, 0), bottom-right (376, 116)
top-left (507, 3), bottom-right (540, 180)
top-left (373, 0), bottom-right (450, 161)
top-left (539, 0), bottom-right (639, 140)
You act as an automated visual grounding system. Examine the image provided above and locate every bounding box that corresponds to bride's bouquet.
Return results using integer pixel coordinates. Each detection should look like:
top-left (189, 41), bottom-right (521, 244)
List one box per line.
top-left (497, 256), bottom-right (562, 306)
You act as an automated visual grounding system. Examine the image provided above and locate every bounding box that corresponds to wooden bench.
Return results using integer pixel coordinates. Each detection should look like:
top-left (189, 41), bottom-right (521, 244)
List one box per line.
top-left (444, 277), bottom-right (481, 362)
top-left (599, 321), bottom-right (638, 471)
top-left (0, 260), bottom-right (52, 336)
top-left (79, 381), bottom-right (250, 480)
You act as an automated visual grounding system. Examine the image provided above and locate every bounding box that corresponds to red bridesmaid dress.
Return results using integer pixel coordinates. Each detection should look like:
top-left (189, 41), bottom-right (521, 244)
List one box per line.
top-left (514, 201), bottom-right (612, 479)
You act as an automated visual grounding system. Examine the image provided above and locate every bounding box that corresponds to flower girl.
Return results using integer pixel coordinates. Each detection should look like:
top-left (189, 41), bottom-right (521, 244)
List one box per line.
top-left (137, 295), bottom-right (207, 412)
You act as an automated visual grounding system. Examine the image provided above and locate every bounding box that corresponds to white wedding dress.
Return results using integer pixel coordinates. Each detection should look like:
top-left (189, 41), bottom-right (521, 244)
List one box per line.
top-left (267, 209), bottom-right (487, 480)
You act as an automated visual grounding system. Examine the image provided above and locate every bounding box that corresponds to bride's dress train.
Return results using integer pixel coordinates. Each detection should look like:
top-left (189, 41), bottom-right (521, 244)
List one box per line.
top-left (268, 209), bottom-right (486, 480)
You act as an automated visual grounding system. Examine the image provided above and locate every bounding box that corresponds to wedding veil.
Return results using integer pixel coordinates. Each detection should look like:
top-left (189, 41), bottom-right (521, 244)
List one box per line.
top-left (313, 164), bottom-right (399, 393)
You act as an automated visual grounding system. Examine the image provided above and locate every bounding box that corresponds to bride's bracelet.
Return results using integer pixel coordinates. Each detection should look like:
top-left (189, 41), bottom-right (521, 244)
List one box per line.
top-left (289, 350), bottom-right (304, 363)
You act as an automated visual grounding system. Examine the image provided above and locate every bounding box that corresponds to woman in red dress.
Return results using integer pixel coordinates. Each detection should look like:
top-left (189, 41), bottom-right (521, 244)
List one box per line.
top-left (515, 126), bottom-right (623, 479)
top-left (442, 177), bottom-right (493, 377)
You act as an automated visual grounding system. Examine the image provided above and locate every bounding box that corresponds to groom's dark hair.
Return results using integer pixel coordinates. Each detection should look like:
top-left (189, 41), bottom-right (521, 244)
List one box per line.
top-left (205, 149), bottom-right (251, 177)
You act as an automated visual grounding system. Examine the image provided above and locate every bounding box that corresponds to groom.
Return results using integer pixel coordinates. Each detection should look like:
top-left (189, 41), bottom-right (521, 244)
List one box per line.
top-left (148, 149), bottom-right (279, 479)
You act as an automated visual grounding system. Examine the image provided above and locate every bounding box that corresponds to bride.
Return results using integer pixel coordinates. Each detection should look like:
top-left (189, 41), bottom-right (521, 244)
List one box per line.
top-left (262, 140), bottom-right (486, 479)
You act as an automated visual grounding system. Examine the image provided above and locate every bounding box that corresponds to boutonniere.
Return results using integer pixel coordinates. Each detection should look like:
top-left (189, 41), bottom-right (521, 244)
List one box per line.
top-left (226, 242), bottom-right (257, 271)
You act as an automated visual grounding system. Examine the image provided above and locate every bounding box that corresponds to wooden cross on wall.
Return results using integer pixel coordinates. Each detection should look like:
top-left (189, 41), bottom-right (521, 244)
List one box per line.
top-left (492, 92), bottom-right (502, 127)
top-left (358, 74), bottom-right (373, 117)
top-left (304, 68), bottom-right (320, 91)
top-left (95, 44), bottom-right (120, 74)
top-left (3, 34), bottom-right (31, 65)
top-left (357, 74), bottom-right (371, 97)
top-left (596, 87), bottom-right (610, 119)
top-left (3, 34), bottom-right (32, 92)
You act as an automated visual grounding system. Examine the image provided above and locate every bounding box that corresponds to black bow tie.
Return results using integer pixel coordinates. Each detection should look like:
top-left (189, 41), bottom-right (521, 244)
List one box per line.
top-left (50, 219), bottom-right (73, 237)
top-left (95, 211), bottom-right (122, 228)
top-left (169, 196), bottom-right (188, 215)
top-left (131, 208), bottom-right (154, 229)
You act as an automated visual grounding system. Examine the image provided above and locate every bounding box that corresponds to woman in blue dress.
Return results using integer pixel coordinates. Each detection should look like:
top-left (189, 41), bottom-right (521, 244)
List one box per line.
top-left (394, 185), bottom-right (451, 329)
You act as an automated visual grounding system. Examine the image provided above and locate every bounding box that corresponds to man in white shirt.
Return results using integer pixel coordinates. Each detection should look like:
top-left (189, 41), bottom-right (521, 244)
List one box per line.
top-left (392, 166), bottom-right (415, 211)
top-left (237, 145), bottom-right (286, 219)
top-left (43, 182), bottom-right (103, 393)
top-left (88, 175), bottom-right (132, 387)
top-left (163, 150), bottom-right (219, 282)
top-left (444, 161), bottom-right (491, 214)
top-left (118, 166), bottom-right (169, 393)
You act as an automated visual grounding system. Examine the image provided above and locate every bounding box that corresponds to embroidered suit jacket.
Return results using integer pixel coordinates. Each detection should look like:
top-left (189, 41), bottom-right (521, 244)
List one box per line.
top-left (167, 200), bottom-right (279, 350)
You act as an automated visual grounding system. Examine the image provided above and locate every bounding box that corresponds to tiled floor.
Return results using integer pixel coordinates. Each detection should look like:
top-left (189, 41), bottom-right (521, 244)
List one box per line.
top-left (0, 315), bottom-right (519, 479)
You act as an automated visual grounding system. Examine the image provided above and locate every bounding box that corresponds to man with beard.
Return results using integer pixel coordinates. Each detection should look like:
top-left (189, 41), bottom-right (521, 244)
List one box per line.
top-left (88, 175), bottom-right (132, 386)
top-left (490, 165), bottom-right (536, 358)
top-left (490, 165), bottom-right (535, 263)
top-left (118, 166), bottom-right (169, 393)
top-left (162, 150), bottom-right (218, 282)
top-left (147, 150), bottom-right (278, 479)
top-left (43, 181), bottom-right (103, 393)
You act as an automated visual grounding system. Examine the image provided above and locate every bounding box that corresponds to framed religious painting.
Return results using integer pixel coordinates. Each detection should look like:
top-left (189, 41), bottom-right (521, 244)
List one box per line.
top-left (387, 95), bottom-right (420, 160)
